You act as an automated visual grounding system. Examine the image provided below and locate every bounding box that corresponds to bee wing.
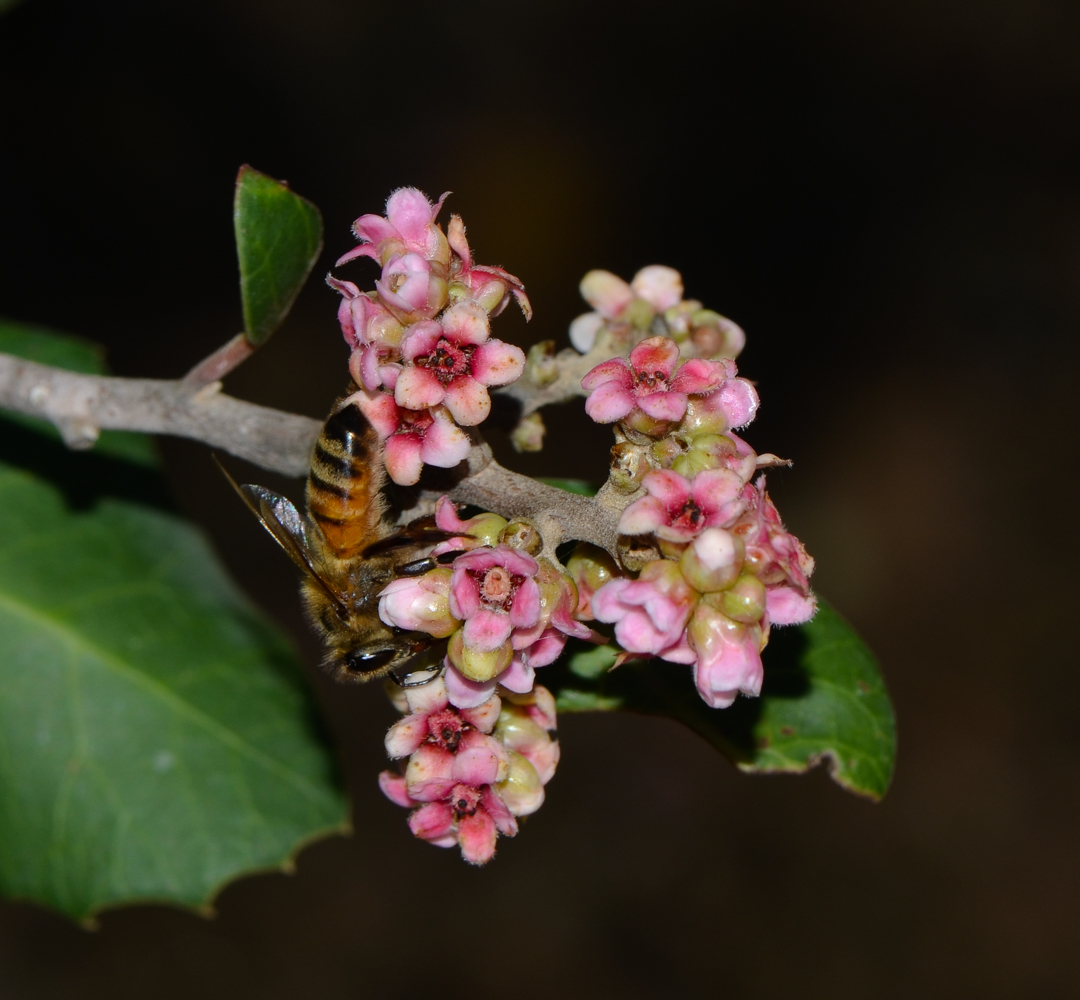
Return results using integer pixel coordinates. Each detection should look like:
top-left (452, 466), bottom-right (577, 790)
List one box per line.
top-left (362, 527), bottom-right (459, 558)
top-left (216, 459), bottom-right (350, 617)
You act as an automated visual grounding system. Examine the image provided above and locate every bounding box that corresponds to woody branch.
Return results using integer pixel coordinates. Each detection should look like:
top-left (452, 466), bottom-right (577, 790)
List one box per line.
top-left (0, 348), bottom-right (632, 557)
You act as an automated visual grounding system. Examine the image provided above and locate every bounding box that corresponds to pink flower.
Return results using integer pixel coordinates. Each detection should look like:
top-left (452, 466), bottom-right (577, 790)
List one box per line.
top-left (351, 390), bottom-right (469, 486)
top-left (687, 604), bottom-right (765, 709)
top-left (447, 214), bottom-right (533, 320)
top-left (731, 477), bottom-right (816, 625)
top-left (375, 252), bottom-right (448, 322)
top-left (394, 302), bottom-right (525, 426)
top-left (618, 468), bottom-right (748, 541)
top-left (678, 359), bottom-right (759, 433)
top-left (445, 546), bottom-right (541, 687)
top-left (582, 336), bottom-right (725, 433)
top-left (591, 560), bottom-right (698, 659)
top-left (326, 277), bottom-right (406, 392)
top-left (337, 187), bottom-right (451, 268)
top-left (377, 568), bottom-right (458, 638)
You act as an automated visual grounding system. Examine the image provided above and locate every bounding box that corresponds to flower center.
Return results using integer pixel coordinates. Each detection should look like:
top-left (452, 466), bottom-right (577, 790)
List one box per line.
top-left (478, 566), bottom-right (515, 605)
top-left (672, 499), bottom-right (704, 531)
top-left (450, 783), bottom-right (481, 818)
top-left (634, 369), bottom-right (669, 394)
top-left (427, 708), bottom-right (464, 752)
top-left (419, 338), bottom-right (473, 385)
top-left (392, 408), bottom-right (434, 437)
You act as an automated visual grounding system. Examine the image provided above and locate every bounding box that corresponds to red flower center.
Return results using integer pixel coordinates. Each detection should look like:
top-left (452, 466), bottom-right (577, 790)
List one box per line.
top-left (450, 783), bottom-right (482, 818)
top-left (392, 408), bottom-right (434, 437)
top-left (427, 708), bottom-right (464, 752)
top-left (419, 338), bottom-right (473, 385)
top-left (633, 369), bottom-right (669, 394)
top-left (671, 499), bottom-right (704, 532)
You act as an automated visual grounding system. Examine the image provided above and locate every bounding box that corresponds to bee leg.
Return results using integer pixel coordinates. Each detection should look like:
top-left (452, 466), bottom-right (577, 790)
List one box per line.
top-left (396, 556), bottom-right (438, 577)
top-left (392, 664), bottom-right (444, 688)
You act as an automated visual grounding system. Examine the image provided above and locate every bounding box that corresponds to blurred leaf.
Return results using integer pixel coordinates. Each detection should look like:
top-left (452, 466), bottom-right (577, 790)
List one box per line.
top-left (551, 601), bottom-right (895, 800)
top-left (234, 166), bottom-right (323, 346)
top-left (536, 478), bottom-right (598, 496)
top-left (0, 319), bottom-right (156, 467)
top-left (0, 459), bottom-right (347, 920)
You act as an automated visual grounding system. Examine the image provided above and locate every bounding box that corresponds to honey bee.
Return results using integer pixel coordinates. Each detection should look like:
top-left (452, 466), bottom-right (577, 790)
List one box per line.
top-left (222, 396), bottom-right (454, 685)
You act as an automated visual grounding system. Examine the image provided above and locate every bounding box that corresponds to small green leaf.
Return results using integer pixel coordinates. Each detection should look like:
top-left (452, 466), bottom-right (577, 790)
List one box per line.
top-left (0, 319), bottom-right (157, 467)
top-left (234, 166), bottom-right (323, 346)
top-left (0, 459), bottom-right (347, 919)
top-left (551, 601), bottom-right (895, 800)
top-left (536, 478), bottom-right (598, 496)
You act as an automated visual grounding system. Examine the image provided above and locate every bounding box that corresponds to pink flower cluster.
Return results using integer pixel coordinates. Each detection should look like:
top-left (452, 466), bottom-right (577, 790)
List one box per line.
top-left (577, 318), bottom-right (815, 708)
top-left (328, 189), bottom-right (530, 485)
top-left (379, 676), bottom-right (559, 864)
top-left (378, 497), bottom-right (597, 710)
top-left (569, 265), bottom-right (746, 360)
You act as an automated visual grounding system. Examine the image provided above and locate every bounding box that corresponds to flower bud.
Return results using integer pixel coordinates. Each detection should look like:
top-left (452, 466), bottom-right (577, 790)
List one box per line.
top-left (631, 265), bottom-right (684, 311)
top-left (580, 269), bottom-right (634, 319)
top-left (497, 750), bottom-right (545, 816)
top-left (510, 412), bottom-right (546, 453)
top-left (679, 528), bottom-right (743, 593)
top-left (715, 572), bottom-right (767, 623)
top-left (524, 340), bottom-right (559, 387)
top-left (680, 394), bottom-right (730, 437)
top-left (475, 276), bottom-right (510, 314)
top-left (447, 629), bottom-right (514, 682)
top-left (610, 441), bottom-right (649, 491)
top-left (566, 543), bottom-right (620, 620)
top-left (378, 568), bottom-right (459, 637)
top-left (499, 519), bottom-right (543, 556)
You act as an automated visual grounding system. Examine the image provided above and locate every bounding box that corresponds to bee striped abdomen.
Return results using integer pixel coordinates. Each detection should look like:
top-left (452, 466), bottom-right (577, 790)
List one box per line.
top-left (306, 401), bottom-right (385, 559)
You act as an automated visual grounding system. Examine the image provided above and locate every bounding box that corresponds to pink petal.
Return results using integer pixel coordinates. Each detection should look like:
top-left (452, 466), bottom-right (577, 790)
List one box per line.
top-left (443, 375), bottom-right (491, 426)
top-left (521, 629), bottom-right (566, 667)
top-left (471, 339), bottom-right (525, 386)
top-left (405, 676), bottom-right (450, 715)
top-left (618, 495), bottom-right (670, 535)
top-left (385, 433), bottom-right (424, 486)
top-left (449, 573), bottom-right (482, 621)
top-left (631, 265), bottom-right (683, 311)
top-left (405, 744), bottom-right (456, 801)
top-left (581, 358), bottom-right (632, 392)
top-left (481, 786), bottom-right (519, 837)
top-left (350, 390), bottom-right (401, 440)
top-left (692, 469), bottom-right (746, 522)
top-left (520, 739), bottom-right (560, 787)
top-left (460, 694), bottom-right (502, 733)
top-left (458, 809), bottom-right (498, 865)
top-left (509, 577), bottom-right (541, 629)
top-left (419, 409), bottom-right (470, 468)
top-left (352, 212), bottom-right (399, 247)
top-left (408, 801), bottom-right (455, 842)
top-left (335, 243), bottom-right (380, 266)
top-left (453, 546), bottom-right (538, 577)
top-left (717, 378), bottom-right (760, 429)
top-left (453, 732), bottom-right (507, 787)
top-left (637, 389), bottom-right (688, 422)
top-left (584, 380), bottom-right (637, 423)
top-left (444, 664), bottom-right (499, 709)
top-left (359, 345), bottom-right (382, 392)
top-left (447, 214), bottom-right (471, 268)
top-left (628, 336), bottom-right (680, 378)
top-left (765, 585), bottom-right (817, 626)
top-left (400, 319), bottom-right (444, 362)
top-left (462, 608), bottom-right (513, 654)
top-left (658, 632), bottom-right (697, 664)
top-left (378, 770), bottom-right (417, 808)
top-left (670, 358), bottom-right (725, 395)
top-left (385, 188), bottom-right (436, 247)
top-left (579, 269), bottom-right (634, 319)
top-left (395, 364), bottom-right (446, 411)
top-left (384, 714), bottom-right (428, 758)
top-left (441, 302), bottom-right (491, 346)
top-left (643, 469), bottom-right (692, 509)
top-left (569, 312), bottom-right (604, 353)
top-left (498, 655), bottom-right (536, 693)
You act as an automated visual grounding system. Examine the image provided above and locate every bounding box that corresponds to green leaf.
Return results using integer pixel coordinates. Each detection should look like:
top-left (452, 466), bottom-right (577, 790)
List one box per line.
top-left (0, 458), bottom-right (347, 920)
top-left (551, 601), bottom-right (895, 800)
top-left (234, 166), bottom-right (323, 346)
top-left (0, 319), bottom-right (157, 468)
top-left (536, 478), bottom-right (599, 496)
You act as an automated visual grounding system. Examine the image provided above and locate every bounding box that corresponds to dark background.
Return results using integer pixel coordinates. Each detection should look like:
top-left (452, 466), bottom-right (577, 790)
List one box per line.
top-left (1, 0), bottom-right (1079, 996)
